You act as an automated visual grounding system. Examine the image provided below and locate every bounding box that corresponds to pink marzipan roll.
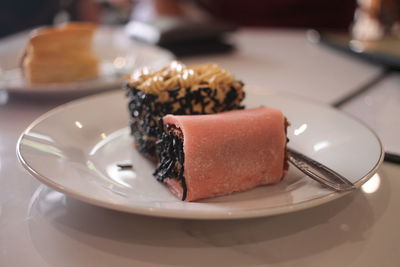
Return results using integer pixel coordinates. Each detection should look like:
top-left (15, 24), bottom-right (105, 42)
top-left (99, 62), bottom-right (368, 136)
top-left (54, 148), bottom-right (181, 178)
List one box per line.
top-left (161, 107), bottom-right (288, 201)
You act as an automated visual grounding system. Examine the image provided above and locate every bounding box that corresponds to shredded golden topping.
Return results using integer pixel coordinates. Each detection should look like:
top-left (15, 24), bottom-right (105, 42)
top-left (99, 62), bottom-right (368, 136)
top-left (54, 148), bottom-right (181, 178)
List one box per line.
top-left (128, 61), bottom-right (237, 94)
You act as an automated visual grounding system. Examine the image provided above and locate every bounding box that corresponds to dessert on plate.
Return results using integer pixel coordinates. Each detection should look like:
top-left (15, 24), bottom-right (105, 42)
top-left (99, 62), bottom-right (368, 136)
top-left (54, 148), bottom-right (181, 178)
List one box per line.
top-left (125, 61), bottom-right (288, 201)
top-left (125, 61), bottom-right (245, 160)
top-left (154, 107), bottom-right (289, 201)
top-left (21, 22), bottom-right (99, 84)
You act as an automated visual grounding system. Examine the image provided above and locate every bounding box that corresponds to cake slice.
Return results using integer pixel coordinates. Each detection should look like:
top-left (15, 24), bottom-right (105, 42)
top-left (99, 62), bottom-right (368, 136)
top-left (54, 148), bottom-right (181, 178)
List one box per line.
top-left (126, 61), bottom-right (245, 160)
top-left (21, 22), bottom-right (99, 84)
top-left (154, 107), bottom-right (288, 201)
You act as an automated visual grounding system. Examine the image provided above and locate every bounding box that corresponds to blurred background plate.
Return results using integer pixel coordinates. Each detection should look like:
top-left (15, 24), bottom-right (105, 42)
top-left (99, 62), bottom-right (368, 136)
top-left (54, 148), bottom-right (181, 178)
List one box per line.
top-left (0, 26), bottom-right (174, 95)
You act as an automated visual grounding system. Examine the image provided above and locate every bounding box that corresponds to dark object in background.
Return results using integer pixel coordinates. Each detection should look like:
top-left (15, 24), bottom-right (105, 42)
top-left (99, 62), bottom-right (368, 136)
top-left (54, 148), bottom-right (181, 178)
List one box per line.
top-left (125, 17), bottom-right (236, 56)
top-left (196, 0), bottom-right (356, 29)
top-left (314, 30), bottom-right (400, 71)
top-left (159, 37), bottom-right (235, 57)
top-left (0, 0), bottom-right (101, 39)
top-left (0, 0), bottom-right (60, 38)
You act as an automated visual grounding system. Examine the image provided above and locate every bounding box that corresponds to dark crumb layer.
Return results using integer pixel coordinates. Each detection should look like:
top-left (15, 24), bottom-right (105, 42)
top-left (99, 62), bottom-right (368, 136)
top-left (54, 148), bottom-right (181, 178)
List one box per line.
top-left (284, 118), bottom-right (290, 172)
top-left (126, 84), bottom-right (245, 161)
top-left (153, 124), bottom-right (187, 200)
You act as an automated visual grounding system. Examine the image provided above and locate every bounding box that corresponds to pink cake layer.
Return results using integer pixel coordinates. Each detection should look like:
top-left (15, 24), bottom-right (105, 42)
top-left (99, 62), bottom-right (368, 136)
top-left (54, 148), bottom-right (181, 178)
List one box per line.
top-left (163, 107), bottom-right (287, 201)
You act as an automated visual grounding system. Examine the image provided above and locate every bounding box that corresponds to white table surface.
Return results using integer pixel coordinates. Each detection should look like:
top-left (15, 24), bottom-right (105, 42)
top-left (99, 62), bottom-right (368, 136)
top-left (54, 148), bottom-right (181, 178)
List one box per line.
top-left (1, 28), bottom-right (399, 267)
top-left (340, 73), bottom-right (400, 156)
top-left (182, 28), bottom-right (384, 104)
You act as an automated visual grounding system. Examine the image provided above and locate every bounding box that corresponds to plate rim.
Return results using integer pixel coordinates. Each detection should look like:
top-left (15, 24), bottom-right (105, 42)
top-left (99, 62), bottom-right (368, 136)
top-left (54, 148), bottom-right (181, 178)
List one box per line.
top-left (16, 90), bottom-right (385, 220)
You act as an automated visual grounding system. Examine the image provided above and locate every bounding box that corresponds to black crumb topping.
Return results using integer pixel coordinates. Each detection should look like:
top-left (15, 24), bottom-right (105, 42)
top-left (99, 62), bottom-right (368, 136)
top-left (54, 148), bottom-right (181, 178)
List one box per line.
top-left (116, 163), bottom-right (133, 170)
top-left (153, 124), bottom-right (187, 200)
top-left (126, 83), bottom-right (245, 160)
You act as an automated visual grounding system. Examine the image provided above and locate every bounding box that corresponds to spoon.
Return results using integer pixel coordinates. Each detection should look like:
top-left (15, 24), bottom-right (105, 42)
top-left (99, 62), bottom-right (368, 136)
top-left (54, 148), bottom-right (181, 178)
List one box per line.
top-left (287, 147), bottom-right (355, 191)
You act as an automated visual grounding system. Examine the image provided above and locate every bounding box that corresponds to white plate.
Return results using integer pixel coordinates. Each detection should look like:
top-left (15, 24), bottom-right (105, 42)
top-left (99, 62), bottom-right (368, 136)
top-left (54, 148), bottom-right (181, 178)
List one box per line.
top-left (0, 26), bottom-right (174, 95)
top-left (17, 89), bottom-right (384, 219)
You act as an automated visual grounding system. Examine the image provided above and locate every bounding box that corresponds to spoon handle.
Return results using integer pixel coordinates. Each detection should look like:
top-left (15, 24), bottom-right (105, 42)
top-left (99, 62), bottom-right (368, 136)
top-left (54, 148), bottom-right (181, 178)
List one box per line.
top-left (287, 148), bottom-right (355, 192)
